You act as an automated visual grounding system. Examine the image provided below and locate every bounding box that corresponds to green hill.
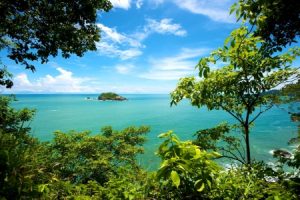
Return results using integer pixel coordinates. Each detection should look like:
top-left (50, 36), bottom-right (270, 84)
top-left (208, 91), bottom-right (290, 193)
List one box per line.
top-left (98, 92), bottom-right (127, 101)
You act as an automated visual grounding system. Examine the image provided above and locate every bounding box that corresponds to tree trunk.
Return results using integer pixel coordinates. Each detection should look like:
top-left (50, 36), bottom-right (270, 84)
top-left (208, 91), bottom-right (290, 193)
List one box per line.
top-left (245, 125), bottom-right (251, 165)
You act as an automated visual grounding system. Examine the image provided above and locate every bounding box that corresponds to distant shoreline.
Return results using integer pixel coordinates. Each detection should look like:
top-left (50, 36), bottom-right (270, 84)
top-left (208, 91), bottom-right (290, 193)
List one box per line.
top-left (2, 93), bottom-right (170, 95)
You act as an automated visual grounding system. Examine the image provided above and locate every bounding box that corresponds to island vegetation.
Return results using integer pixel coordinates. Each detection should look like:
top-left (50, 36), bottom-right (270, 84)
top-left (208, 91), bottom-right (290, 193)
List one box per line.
top-left (0, 0), bottom-right (300, 199)
top-left (98, 92), bottom-right (127, 101)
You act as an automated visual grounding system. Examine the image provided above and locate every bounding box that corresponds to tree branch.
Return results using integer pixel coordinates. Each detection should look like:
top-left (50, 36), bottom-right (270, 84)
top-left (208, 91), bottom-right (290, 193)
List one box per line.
top-left (219, 148), bottom-right (246, 164)
top-left (220, 104), bottom-right (244, 125)
top-left (249, 104), bottom-right (273, 124)
top-left (229, 140), bottom-right (246, 163)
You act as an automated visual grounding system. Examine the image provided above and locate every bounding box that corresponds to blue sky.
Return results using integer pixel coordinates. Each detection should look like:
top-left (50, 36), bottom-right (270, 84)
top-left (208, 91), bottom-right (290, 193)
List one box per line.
top-left (2, 0), bottom-right (298, 94)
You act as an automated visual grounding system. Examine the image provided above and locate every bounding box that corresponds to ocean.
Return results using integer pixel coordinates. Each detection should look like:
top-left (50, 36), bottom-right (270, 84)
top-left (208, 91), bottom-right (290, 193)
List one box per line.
top-left (11, 94), bottom-right (298, 170)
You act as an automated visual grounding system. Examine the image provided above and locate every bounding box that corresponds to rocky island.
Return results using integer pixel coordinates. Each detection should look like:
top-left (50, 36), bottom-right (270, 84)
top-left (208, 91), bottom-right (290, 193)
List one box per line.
top-left (98, 92), bottom-right (127, 101)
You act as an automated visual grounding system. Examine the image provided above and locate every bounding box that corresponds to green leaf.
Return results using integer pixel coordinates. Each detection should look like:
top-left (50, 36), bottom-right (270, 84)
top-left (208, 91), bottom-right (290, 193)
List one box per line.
top-left (38, 184), bottom-right (47, 193)
top-left (199, 67), bottom-right (204, 77)
top-left (211, 152), bottom-right (222, 158)
top-left (195, 148), bottom-right (201, 157)
top-left (203, 68), bottom-right (209, 78)
top-left (158, 131), bottom-right (172, 138)
top-left (197, 183), bottom-right (205, 192)
top-left (229, 3), bottom-right (237, 15)
top-left (207, 179), bottom-right (211, 188)
top-left (230, 39), bottom-right (235, 47)
top-left (274, 196), bottom-right (280, 200)
top-left (170, 170), bottom-right (180, 188)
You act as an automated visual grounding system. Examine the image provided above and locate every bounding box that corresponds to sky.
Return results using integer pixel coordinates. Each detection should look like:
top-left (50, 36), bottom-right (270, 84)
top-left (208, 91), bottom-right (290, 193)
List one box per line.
top-left (1, 0), bottom-right (298, 94)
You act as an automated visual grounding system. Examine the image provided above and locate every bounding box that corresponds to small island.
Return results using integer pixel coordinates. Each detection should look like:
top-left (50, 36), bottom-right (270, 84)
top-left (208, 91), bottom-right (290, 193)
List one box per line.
top-left (98, 92), bottom-right (127, 101)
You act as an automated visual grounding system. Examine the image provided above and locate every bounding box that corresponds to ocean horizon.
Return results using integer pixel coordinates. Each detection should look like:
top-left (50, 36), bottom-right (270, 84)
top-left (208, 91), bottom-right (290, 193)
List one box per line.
top-left (10, 93), bottom-right (298, 170)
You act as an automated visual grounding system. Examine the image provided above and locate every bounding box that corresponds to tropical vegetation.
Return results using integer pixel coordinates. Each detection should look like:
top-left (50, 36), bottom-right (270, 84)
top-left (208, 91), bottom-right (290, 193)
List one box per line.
top-left (0, 0), bottom-right (299, 199)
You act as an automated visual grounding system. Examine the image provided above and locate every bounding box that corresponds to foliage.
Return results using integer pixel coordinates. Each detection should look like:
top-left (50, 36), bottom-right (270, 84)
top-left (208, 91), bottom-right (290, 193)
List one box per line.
top-left (155, 131), bottom-right (221, 199)
top-left (44, 126), bottom-right (149, 184)
top-left (1, 0), bottom-right (300, 198)
top-left (36, 125), bottom-right (149, 199)
top-left (0, 67), bottom-right (13, 89)
top-left (0, 96), bottom-right (41, 199)
top-left (209, 162), bottom-right (297, 200)
top-left (232, 0), bottom-right (300, 49)
top-left (0, 0), bottom-right (112, 88)
top-left (194, 123), bottom-right (246, 164)
top-left (98, 167), bottom-right (150, 200)
top-left (153, 132), bottom-right (296, 199)
top-left (194, 123), bottom-right (231, 151)
top-left (40, 167), bottom-right (151, 200)
top-left (171, 26), bottom-right (300, 164)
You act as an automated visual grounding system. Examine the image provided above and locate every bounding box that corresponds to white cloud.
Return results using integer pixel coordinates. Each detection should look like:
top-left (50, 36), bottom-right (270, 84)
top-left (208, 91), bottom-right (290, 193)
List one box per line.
top-left (110, 0), bottom-right (131, 10)
top-left (11, 67), bottom-right (99, 93)
top-left (109, 0), bottom-right (143, 10)
top-left (97, 19), bottom-right (186, 60)
top-left (175, 0), bottom-right (235, 23)
top-left (97, 24), bottom-right (143, 60)
top-left (139, 48), bottom-right (210, 80)
top-left (7, 66), bottom-right (173, 94)
top-left (115, 64), bottom-right (135, 74)
top-left (150, 0), bottom-right (165, 6)
top-left (98, 24), bottom-right (127, 44)
top-left (15, 73), bottom-right (32, 86)
top-left (96, 41), bottom-right (143, 60)
top-left (148, 0), bottom-right (235, 23)
top-left (145, 18), bottom-right (187, 36)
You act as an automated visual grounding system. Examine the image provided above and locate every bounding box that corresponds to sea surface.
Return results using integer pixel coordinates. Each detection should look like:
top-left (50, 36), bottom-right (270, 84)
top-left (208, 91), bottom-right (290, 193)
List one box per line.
top-left (11, 94), bottom-right (298, 170)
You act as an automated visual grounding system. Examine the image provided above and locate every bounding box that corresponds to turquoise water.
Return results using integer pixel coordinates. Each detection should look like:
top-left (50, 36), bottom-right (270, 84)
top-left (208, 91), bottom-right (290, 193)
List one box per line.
top-left (12, 94), bottom-right (298, 169)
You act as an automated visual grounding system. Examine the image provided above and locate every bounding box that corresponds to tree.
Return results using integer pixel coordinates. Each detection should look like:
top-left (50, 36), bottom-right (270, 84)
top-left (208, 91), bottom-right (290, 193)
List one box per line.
top-left (171, 26), bottom-right (300, 164)
top-left (0, 0), bottom-right (112, 88)
top-left (232, 0), bottom-right (300, 49)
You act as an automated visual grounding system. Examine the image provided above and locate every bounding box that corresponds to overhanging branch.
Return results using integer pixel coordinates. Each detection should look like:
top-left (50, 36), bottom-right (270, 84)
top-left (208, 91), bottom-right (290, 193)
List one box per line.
top-left (249, 104), bottom-right (273, 124)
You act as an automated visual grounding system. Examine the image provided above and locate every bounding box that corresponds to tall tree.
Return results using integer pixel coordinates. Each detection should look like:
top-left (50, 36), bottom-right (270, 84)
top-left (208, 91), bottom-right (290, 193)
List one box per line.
top-left (234, 0), bottom-right (300, 167)
top-left (171, 26), bottom-right (300, 164)
top-left (0, 0), bottom-right (112, 88)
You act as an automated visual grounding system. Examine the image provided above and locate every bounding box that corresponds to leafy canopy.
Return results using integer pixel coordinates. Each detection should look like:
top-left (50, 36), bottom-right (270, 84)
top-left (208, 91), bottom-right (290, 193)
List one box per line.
top-left (232, 0), bottom-right (300, 49)
top-left (171, 26), bottom-right (299, 113)
top-left (0, 0), bottom-right (112, 88)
